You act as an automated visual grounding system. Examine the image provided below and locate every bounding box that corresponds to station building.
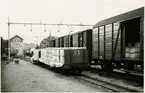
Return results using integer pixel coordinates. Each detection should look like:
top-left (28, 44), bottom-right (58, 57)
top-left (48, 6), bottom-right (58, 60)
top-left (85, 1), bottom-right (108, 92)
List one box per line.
top-left (10, 35), bottom-right (24, 55)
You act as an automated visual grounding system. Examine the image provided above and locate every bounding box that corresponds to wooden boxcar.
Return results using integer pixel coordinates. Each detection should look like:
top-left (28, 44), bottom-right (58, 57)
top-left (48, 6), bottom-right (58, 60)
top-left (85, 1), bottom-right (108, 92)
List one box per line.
top-left (92, 7), bottom-right (144, 72)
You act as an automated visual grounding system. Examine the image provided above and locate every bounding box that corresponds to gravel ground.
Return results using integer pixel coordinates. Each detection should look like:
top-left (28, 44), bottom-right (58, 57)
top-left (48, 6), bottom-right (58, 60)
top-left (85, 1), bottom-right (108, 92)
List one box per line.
top-left (1, 60), bottom-right (108, 92)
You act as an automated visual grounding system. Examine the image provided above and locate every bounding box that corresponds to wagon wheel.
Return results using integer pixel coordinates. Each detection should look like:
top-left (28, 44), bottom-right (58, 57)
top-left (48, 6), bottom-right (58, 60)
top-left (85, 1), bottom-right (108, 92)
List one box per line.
top-left (101, 61), bottom-right (113, 72)
top-left (75, 70), bottom-right (82, 75)
top-left (116, 62), bottom-right (121, 69)
top-left (101, 63), bottom-right (105, 70)
top-left (124, 63), bottom-right (134, 70)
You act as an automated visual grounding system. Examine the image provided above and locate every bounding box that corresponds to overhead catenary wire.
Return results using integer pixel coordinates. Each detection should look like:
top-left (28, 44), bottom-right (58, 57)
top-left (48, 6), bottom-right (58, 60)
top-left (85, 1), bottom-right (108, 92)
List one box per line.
top-left (8, 22), bottom-right (94, 27)
top-left (7, 19), bottom-right (94, 60)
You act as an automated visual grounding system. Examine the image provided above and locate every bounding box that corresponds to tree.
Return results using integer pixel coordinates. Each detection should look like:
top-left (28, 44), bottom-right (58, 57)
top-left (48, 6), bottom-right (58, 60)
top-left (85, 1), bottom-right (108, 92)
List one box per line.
top-left (35, 44), bottom-right (39, 49)
top-left (40, 36), bottom-right (56, 48)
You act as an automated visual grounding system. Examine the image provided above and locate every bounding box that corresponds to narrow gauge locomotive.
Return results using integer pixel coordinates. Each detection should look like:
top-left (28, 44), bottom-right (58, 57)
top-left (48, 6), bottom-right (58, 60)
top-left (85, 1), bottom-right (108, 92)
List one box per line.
top-left (49, 7), bottom-right (144, 72)
top-left (31, 47), bottom-right (90, 73)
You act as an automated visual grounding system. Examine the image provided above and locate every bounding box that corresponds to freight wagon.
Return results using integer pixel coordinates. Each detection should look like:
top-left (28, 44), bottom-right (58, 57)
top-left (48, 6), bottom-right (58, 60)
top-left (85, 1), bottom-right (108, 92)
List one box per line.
top-left (49, 29), bottom-right (92, 62)
top-left (31, 49), bottom-right (40, 64)
top-left (92, 7), bottom-right (144, 72)
top-left (46, 7), bottom-right (144, 73)
top-left (31, 47), bottom-right (90, 73)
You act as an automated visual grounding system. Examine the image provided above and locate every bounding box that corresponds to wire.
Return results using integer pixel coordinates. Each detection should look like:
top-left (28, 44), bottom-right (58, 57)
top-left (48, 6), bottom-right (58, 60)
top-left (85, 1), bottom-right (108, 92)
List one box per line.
top-left (9, 22), bottom-right (94, 26)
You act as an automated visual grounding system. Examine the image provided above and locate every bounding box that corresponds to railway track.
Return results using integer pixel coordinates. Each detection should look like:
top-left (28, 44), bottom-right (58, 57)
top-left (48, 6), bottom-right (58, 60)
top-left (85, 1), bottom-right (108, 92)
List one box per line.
top-left (37, 63), bottom-right (142, 92)
top-left (76, 74), bottom-right (140, 92)
top-left (23, 58), bottom-right (143, 92)
top-left (89, 66), bottom-right (143, 86)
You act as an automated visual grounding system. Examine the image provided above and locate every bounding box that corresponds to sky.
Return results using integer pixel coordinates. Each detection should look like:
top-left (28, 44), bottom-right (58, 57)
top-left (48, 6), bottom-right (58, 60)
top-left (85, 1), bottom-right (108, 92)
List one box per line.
top-left (0, 0), bottom-right (144, 44)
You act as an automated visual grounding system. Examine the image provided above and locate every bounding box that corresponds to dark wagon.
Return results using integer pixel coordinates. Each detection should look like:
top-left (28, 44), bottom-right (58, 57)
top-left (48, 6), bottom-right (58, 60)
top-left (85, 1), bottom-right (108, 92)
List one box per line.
top-left (55, 29), bottom-right (92, 62)
top-left (32, 47), bottom-right (89, 73)
top-left (63, 35), bottom-right (71, 47)
top-left (92, 7), bottom-right (144, 72)
top-left (55, 38), bottom-right (60, 47)
top-left (50, 39), bottom-right (55, 47)
top-left (70, 29), bottom-right (92, 62)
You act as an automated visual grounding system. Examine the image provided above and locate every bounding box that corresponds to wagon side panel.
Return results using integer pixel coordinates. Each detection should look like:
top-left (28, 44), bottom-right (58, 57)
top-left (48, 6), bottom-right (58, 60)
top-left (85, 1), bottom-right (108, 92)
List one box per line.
top-left (92, 28), bottom-right (99, 59)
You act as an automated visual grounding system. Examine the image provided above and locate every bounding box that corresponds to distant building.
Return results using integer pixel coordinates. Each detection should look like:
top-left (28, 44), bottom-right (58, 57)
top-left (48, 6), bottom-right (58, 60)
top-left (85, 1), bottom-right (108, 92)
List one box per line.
top-left (10, 35), bottom-right (23, 55)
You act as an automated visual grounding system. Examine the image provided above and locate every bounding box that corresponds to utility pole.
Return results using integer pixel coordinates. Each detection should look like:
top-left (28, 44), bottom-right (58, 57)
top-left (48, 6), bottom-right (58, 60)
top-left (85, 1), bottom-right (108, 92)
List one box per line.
top-left (8, 17), bottom-right (10, 60)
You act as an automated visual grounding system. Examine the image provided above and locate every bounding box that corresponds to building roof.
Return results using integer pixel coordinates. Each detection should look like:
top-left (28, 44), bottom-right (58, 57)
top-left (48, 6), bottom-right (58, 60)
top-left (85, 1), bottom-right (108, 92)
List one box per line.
top-left (93, 7), bottom-right (144, 28)
top-left (10, 35), bottom-right (23, 41)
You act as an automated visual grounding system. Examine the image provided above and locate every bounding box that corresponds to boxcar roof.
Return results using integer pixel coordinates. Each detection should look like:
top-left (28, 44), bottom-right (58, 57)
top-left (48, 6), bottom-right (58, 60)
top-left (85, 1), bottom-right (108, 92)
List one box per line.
top-left (93, 7), bottom-right (144, 28)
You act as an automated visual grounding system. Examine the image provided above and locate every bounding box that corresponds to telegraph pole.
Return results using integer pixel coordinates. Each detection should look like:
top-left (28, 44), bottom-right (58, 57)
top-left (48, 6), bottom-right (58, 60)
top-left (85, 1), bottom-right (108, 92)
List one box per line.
top-left (8, 17), bottom-right (10, 60)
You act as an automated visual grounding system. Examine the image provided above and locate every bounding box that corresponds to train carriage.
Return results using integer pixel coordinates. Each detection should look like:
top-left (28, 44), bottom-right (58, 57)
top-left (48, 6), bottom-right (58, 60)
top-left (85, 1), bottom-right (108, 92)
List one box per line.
top-left (63, 35), bottom-right (70, 47)
top-left (34, 7), bottom-right (143, 73)
top-left (70, 29), bottom-right (92, 62)
top-left (31, 47), bottom-right (90, 73)
top-left (60, 37), bottom-right (64, 47)
top-left (50, 39), bottom-right (55, 47)
top-left (92, 7), bottom-right (144, 72)
top-left (55, 38), bottom-right (60, 47)
top-left (31, 49), bottom-right (40, 64)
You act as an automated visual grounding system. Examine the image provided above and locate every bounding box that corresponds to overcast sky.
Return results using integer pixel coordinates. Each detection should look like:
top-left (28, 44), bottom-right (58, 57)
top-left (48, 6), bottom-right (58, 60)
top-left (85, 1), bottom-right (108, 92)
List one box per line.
top-left (0, 0), bottom-right (144, 44)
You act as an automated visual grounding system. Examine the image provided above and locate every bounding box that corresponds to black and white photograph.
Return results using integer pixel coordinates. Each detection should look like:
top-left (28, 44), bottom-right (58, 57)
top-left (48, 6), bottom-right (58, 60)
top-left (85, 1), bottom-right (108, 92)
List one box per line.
top-left (1, 0), bottom-right (144, 92)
